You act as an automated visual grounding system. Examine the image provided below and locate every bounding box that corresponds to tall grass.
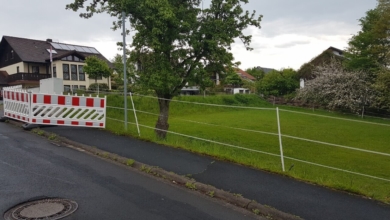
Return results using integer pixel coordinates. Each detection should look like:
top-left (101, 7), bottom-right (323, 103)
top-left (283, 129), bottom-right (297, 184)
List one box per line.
top-left (105, 94), bottom-right (390, 203)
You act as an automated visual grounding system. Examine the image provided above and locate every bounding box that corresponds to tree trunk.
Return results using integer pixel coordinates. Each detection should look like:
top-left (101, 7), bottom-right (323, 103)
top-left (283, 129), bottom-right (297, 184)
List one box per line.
top-left (155, 96), bottom-right (171, 139)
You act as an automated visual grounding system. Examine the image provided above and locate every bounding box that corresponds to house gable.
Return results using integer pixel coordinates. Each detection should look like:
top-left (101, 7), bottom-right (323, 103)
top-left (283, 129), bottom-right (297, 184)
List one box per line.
top-left (0, 37), bottom-right (23, 68)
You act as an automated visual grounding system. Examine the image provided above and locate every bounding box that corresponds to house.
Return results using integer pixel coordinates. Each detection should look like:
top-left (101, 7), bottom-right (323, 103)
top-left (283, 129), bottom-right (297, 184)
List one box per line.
top-left (214, 68), bottom-right (256, 85)
top-left (0, 36), bottom-right (112, 92)
top-left (298, 46), bottom-right (345, 87)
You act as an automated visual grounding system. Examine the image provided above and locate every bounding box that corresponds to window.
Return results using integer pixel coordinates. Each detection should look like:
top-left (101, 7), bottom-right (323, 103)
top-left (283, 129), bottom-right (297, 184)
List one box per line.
top-left (63, 64), bottom-right (70, 80)
top-left (17, 66), bottom-right (19, 73)
top-left (11, 51), bottom-right (14, 59)
top-left (71, 65), bottom-right (78, 81)
top-left (78, 65), bottom-right (85, 81)
top-left (64, 85), bottom-right (71, 92)
top-left (80, 85), bottom-right (86, 90)
top-left (72, 85), bottom-right (79, 91)
top-left (53, 66), bottom-right (57, 78)
top-left (32, 66), bottom-right (39, 74)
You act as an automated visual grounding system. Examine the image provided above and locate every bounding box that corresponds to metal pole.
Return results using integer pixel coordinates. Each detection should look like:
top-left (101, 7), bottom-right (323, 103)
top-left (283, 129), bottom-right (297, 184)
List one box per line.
top-left (276, 107), bottom-right (285, 172)
top-left (122, 11), bottom-right (128, 131)
top-left (130, 92), bottom-right (140, 136)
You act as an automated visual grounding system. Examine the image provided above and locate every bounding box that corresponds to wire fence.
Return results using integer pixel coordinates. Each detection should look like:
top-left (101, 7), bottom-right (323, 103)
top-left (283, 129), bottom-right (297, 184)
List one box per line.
top-left (105, 94), bottom-right (390, 184)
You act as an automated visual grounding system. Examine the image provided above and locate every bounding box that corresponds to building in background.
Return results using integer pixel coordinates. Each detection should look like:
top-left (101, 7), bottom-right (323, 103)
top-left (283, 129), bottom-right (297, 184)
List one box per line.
top-left (0, 36), bottom-right (112, 92)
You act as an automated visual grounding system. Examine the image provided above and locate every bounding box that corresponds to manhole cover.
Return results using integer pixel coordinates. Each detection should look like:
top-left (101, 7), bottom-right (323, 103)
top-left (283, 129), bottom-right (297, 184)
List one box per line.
top-left (4, 198), bottom-right (78, 220)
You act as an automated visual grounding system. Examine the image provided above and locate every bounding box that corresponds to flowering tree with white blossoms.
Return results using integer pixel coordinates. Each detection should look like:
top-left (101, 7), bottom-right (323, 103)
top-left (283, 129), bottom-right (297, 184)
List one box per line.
top-left (296, 59), bottom-right (375, 116)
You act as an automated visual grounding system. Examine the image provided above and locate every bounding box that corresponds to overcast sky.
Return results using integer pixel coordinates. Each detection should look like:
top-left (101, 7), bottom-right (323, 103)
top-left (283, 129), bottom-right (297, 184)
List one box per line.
top-left (0, 0), bottom-right (377, 70)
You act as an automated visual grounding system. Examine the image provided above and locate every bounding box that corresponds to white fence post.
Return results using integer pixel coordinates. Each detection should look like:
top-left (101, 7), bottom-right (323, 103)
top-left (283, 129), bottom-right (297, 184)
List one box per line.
top-left (276, 107), bottom-right (285, 172)
top-left (130, 92), bottom-right (141, 137)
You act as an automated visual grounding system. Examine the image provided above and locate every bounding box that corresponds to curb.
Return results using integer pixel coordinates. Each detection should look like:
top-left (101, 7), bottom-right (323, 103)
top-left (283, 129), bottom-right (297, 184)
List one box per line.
top-left (5, 120), bottom-right (302, 220)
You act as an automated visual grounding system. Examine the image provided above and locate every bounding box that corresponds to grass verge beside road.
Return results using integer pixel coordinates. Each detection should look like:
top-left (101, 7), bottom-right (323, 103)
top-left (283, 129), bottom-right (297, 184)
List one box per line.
top-left (105, 94), bottom-right (390, 204)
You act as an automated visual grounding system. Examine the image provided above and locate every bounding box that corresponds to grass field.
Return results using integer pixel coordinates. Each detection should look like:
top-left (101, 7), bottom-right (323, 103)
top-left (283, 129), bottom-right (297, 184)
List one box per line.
top-left (104, 94), bottom-right (390, 203)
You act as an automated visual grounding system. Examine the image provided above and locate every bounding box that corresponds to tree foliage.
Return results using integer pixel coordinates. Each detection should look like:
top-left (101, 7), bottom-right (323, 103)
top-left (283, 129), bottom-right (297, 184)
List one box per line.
top-left (111, 54), bottom-right (137, 91)
top-left (373, 69), bottom-right (390, 110)
top-left (296, 59), bottom-right (374, 114)
top-left (67, 0), bottom-right (262, 138)
top-left (245, 67), bottom-right (265, 81)
top-left (344, 0), bottom-right (390, 76)
top-left (256, 68), bottom-right (299, 97)
top-left (84, 56), bottom-right (111, 83)
top-left (224, 71), bottom-right (243, 88)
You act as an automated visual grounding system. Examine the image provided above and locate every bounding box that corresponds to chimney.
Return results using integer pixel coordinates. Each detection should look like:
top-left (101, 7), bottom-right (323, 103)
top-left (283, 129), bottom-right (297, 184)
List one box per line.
top-left (46, 39), bottom-right (53, 42)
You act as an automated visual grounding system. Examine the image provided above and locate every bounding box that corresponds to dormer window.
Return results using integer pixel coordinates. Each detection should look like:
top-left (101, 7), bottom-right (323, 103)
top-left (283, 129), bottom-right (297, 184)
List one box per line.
top-left (46, 49), bottom-right (57, 54)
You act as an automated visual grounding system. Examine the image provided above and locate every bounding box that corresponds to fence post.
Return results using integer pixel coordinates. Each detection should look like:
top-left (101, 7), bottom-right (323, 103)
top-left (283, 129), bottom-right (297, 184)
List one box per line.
top-left (276, 107), bottom-right (285, 172)
top-left (28, 91), bottom-right (32, 124)
top-left (130, 92), bottom-right (141, 137)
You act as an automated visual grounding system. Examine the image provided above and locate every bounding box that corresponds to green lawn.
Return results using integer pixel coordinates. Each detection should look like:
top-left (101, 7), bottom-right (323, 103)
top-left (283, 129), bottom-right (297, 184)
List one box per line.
top-left (105, 94), bottom-right (390, 203)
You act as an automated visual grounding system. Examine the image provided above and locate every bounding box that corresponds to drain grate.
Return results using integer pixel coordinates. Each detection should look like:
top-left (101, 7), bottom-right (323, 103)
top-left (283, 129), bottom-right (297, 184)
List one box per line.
top-left (4, 198), bottom-right (78, 220)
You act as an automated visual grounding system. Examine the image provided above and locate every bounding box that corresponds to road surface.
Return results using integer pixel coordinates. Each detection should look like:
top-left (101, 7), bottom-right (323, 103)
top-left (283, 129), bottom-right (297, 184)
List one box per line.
top-left (0, 122), bottom-right (258, 220)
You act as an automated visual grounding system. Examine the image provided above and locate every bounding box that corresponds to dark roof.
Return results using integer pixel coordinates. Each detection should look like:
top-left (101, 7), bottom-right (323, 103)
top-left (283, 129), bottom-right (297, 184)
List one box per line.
top-left (326, 46), bottom-right (344, 57)
top-left (235, 69), bottom-right (256, 81)
top-left (255, 66), bottom-right (276, 74)
top-left (0, 71), bottom-right (8, 85)
top-left (2, 36), bottom-right (112, 67)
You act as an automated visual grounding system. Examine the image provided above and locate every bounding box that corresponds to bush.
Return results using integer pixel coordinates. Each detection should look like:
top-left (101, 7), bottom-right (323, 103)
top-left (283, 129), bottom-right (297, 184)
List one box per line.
top-left (89, 83), bottom-right (109, 91)
top-left (234, 94), bottom-right (250, 104)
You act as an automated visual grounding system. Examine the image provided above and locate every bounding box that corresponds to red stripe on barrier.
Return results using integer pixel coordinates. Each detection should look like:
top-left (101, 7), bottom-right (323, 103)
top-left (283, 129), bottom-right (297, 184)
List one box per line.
top-left (44, 95), bottom-right (51, 104)
top-left (32, 119), bottom-right (36, 123)
top-left (100, 99), bottom-right (105, 108)
top-left (17, 116), bottom-right (20, 119)
top-left (71, 121), bottom-right (79, 125)
top-left (12, 92), bottom-right (15, 100)
top-left (58, 96), bottom-right (65, 105)
top-left (86, 98), bottom-right (94, 107)
top-left (33, 94), bottom-right (37, 103)
top-left (72, 97), bottom-right (80, 106)
top-left (57, 120), bottom-right (65, 125)
top-left (43, 119), bottom-right (50, 124)
top-left (100, 123), bottom-right (104, 127)
top-left (16, 93), bottom-right (19, 101)
top-left (86, 122), bottom-right (93, 126)
top-left (21, 93), bottom-right (24, 102)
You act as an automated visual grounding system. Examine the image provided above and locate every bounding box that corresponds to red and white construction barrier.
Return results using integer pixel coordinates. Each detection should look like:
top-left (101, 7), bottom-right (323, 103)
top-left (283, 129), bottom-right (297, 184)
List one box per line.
top-left (1, 86), bottom-right (106, 128)
top-left (2, 86), bottom-right (30, 123)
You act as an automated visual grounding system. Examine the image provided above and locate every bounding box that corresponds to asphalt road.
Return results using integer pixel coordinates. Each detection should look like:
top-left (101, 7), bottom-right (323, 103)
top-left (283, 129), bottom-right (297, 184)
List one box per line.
top-left (41, 125), bottom-right (390, 220)
top-left (0, 122), bottom-right (259, 220)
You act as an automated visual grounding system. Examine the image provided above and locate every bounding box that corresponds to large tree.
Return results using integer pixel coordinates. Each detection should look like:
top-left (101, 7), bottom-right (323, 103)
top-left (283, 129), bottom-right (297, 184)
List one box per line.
top-left (344, 0), bottom-right (390, 77)
top-left (67, 0), bottom-right (262, 139)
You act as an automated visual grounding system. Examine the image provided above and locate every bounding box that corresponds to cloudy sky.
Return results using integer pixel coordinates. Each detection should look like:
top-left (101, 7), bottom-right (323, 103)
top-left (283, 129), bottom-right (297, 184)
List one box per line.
top-left (0, 0), bottom-right (377, 70)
